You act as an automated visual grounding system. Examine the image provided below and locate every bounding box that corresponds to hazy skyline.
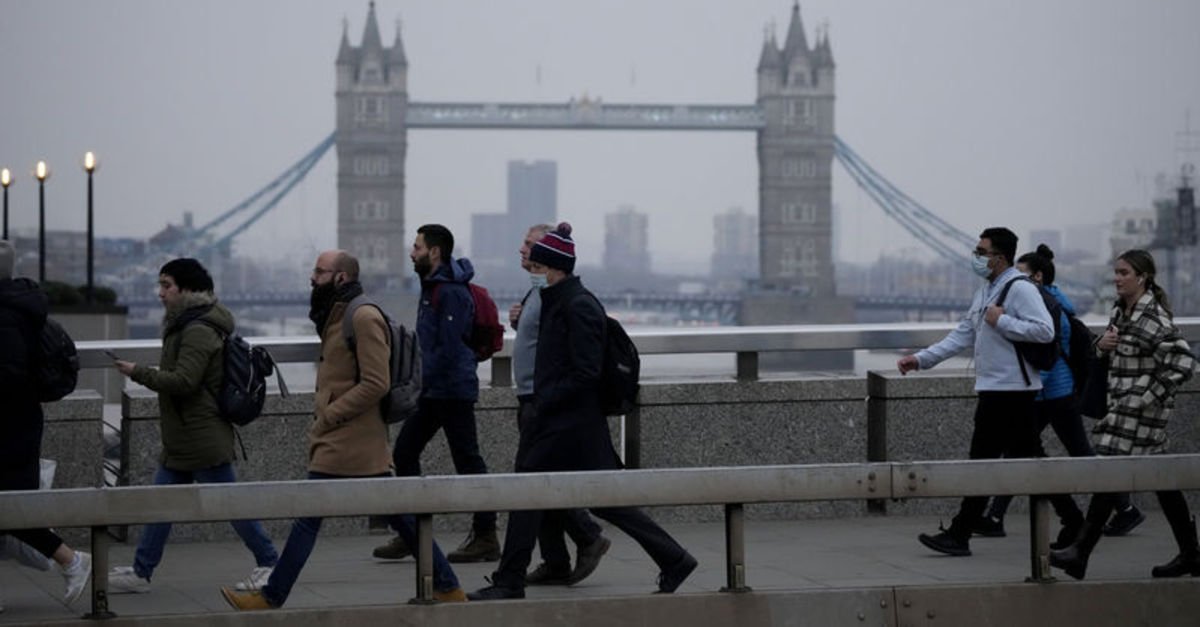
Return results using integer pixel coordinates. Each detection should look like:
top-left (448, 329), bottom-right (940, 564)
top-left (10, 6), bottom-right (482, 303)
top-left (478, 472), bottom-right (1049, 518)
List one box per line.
top-left (1, 0), bottom-right (1198, 276)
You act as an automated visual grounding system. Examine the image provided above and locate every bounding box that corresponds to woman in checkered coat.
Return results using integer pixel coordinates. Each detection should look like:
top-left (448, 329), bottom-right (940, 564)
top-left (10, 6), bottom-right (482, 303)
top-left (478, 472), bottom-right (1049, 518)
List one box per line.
top-left (1051, 249), bottom-right (1198, 580)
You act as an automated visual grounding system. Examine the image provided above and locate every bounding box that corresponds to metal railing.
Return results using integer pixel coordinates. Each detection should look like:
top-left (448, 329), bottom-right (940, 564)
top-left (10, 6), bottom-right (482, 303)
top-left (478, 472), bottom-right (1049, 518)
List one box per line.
top-left (3, 455), bottom-right (1199, 617)
top-left (78, 319), bottom-right (1200, 385)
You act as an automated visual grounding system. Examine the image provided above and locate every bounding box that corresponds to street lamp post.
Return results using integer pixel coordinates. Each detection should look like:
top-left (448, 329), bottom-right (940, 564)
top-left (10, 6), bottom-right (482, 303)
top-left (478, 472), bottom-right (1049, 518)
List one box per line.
top-left (83, 152), bottom-right (98, 303)
top-left (1, 168), bottom-right (11, 240)
top-left (35, 161), bottom-right (50, 284)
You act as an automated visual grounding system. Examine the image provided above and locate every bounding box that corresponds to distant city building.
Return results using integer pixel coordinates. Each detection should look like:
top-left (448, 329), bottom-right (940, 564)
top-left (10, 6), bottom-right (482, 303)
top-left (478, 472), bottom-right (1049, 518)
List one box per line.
top-left (334, 3), bottom-right (409, 289)
top-left (711, 207), bottom-right (758, 280)
top-left (471, 213), bottom-right (511, 266)
top-left (604, 205), bottom-right (650, 273)
top-left (507, 160), bottom-right (557, 234)
top-left (1109, 208), bottom-right (1157, 259)
top-left (1062, 223), bottom-right (1109, 262)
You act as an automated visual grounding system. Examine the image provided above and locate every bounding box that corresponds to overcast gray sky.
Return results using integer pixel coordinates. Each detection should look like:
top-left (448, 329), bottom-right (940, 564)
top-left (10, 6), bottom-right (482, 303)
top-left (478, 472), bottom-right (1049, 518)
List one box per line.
top-left (1, 0), bottom-right (1198, 273)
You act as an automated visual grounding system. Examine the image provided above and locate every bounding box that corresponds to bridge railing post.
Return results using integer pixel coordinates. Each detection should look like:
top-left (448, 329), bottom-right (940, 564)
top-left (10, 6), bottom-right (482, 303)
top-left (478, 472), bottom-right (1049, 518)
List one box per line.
top-left (720, 503), bottom-right (751, 593)
top-left (1027, 496), bottom-right (1055, 583)
top-left (411, 514), bottom-right (436, 604)
top-left (85, 525), bottom-right (116, 619)
top-left (735, 351), bottom-right (759, 382)
top-left (490, 356), bottom-right (512, 388)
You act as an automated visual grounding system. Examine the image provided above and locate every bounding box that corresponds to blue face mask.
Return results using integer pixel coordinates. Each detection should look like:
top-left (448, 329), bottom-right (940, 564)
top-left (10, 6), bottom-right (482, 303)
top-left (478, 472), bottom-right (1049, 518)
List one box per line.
top-left (971, 254), bottom-right (992, 278)
top-left (530, 273), bottom-right (549, 289)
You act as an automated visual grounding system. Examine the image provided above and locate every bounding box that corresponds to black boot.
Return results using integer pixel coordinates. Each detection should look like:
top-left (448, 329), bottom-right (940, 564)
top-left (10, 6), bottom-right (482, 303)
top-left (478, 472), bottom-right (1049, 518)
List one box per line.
top-left (1152, 517), bottom-right (1200, 578)
top-left (1049, 522), bottom-right (1102, 580)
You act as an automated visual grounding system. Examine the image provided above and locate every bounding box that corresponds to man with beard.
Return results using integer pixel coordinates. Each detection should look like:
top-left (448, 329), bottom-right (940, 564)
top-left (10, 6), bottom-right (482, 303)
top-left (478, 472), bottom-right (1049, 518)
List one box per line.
top-left (109, 257), bottom-right (277, 594)
top-left (470, 223), bottom-right (697, 601)
top-left (373, 225), bottom-right (500, 563)
top-left (221, 250), bottom-right (465, 610)
top-left (0, 240), bottom-right (92, 607)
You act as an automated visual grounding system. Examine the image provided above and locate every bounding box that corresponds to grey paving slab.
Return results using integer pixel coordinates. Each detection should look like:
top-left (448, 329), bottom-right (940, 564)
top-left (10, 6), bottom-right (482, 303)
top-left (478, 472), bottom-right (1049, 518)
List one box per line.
top-left (0, 514), bottom-right (1183, 625)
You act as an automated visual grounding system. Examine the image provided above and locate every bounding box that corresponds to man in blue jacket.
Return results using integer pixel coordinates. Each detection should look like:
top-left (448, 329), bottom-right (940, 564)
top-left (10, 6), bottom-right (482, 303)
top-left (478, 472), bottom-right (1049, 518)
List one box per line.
top-left (897, 227), bottom-right (1055, 557)
top-left (373, 224), bottom-right (499, 563)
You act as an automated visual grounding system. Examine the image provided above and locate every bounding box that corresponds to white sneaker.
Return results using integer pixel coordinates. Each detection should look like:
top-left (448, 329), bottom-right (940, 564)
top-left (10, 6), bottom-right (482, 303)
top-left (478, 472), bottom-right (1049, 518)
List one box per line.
top-left (234, 566), bottom-right (273, 591)
top-left (61, 551), bottom-right (92, 604)
top-left (108, 565), bottom-right (151, 594)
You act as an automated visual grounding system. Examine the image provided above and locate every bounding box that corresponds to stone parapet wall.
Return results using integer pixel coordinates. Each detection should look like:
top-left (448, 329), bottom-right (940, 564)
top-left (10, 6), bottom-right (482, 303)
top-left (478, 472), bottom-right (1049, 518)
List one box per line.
top-left (108, 370), bottom-right (1200, 542)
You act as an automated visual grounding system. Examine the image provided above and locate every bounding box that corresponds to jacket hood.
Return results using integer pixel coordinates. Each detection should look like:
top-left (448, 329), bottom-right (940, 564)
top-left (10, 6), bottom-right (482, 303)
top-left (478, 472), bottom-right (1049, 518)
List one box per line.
top-left (0, 277), bottom-right (48, 325)
top-left (162, 291), bottom-right (234, 337)
top-left (426, 257), bottom-right (475, 285)
top-left (1045, 284), bottom-right (1076, 316)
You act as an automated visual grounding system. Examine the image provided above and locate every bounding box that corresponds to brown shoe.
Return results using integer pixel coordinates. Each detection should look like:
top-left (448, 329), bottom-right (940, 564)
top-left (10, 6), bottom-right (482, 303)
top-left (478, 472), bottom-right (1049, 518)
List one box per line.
top-left (220, 586), bottom-right (275, 611)
top-left (433, 587), bottom-right (468, 602)
top-left (372, 535), bottom-right (411, 560)
top-left (447, 530), bottom-right (501, 563)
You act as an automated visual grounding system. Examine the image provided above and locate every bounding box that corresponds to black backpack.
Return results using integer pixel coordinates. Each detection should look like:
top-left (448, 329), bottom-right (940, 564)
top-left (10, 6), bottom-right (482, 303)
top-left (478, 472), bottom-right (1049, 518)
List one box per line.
top-left (191, 320), bottom-right (289, 427)
top-left (995, 276), bottom-right (1061, 386)
top-left (37, 318), bottom-right (80, 402)
top-left (1063, 314), bottom-right (1096, 396)
top-left (343, 295), bottom-right (422, 424)
top-left (599, 316), bottom-right (640, 416)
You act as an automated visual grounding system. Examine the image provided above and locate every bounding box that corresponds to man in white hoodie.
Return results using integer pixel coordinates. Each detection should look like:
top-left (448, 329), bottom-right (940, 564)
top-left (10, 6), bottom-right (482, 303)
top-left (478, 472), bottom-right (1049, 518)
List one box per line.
top-left (897, 227), bottom-right (1054, 557)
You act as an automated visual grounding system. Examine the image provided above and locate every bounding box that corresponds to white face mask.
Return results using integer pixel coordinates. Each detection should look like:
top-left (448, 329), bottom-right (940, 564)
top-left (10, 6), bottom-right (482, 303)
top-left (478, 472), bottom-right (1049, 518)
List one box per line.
top-left (971, 254), bottom-right (991, 278)
top-left (530, 273), bottom-right (549, 289)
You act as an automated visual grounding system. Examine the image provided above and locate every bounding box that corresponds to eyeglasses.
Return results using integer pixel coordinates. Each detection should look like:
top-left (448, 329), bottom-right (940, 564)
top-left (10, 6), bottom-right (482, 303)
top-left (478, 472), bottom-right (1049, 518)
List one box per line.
top-left (971, 249), bottom-right (1002, 259)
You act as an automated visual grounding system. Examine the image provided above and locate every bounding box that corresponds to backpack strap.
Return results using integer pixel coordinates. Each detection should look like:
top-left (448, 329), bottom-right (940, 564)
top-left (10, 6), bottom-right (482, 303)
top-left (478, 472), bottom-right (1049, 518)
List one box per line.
top-left (343, 294), bottom-right (391, 384)
top-left (993, 276), bottom-right (1033, 386)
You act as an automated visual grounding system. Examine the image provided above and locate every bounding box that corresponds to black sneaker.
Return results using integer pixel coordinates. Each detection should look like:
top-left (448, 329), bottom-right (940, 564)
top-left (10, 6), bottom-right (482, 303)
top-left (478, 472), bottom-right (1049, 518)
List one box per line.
top-left (448, 529), bottom-right (501, 563)
top-left (568, 535), bottom-right (611, 585)
top-left (467, 580), bottom-right (525, 601)
top-left (525, 562), bottom-right (571, 586)
top-left (1103, 506), bottom-right (1146, 537)
top-left (971, 516), bottom-right (1006, 538)
top-left (1051, 521), bottom-right (1081, 551)
top-left (656, 552), bottom-right (698, 594)
top-left (918, 526), bottom-right (971, 556)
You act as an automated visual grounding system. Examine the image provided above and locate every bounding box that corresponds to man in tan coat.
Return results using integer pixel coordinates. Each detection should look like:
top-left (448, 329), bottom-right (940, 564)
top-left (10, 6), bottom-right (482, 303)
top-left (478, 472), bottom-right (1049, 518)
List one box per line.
top-left (221, 250), bottom-right (464, 610)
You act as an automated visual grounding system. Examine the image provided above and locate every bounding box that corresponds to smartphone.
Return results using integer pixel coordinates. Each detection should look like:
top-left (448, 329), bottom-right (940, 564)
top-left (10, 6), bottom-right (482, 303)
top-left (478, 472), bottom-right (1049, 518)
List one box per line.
top-left (104, 349), bottom-right (121, 361)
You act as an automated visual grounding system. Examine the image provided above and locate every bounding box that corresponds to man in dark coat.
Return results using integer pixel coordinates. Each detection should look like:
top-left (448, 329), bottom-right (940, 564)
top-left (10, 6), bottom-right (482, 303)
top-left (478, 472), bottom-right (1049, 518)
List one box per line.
top-left (0, 240), bottom-right (92, 606)
top-left (468, 223), bottom-right (697, 601)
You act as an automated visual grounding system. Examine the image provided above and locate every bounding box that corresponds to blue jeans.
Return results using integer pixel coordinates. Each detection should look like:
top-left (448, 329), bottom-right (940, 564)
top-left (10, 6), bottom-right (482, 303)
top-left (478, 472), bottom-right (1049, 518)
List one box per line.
top-left (262, 471), bottom-right (460, 607)
top-left (133, 463), bottom-right (278, 580)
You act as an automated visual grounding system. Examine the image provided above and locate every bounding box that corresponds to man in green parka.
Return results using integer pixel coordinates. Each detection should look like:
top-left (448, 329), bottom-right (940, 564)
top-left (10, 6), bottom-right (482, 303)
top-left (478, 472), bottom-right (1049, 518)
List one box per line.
top-left (107, 258), bottom-right (278, 593)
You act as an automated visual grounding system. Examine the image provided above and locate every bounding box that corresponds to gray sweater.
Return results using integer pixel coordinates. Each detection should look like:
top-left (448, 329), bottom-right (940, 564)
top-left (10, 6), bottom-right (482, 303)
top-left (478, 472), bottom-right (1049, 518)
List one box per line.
top-left (513, 287), bottom-right (543, 396)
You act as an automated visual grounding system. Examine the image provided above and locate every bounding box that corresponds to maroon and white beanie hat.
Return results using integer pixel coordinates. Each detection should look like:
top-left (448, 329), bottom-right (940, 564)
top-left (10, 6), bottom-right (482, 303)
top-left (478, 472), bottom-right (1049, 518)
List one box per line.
top-left (529, 222), bottom-right (576, 273)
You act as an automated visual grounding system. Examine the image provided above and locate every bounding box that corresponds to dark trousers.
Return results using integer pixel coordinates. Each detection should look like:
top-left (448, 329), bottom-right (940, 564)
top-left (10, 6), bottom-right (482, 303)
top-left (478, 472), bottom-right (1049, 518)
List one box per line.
top-left (949, 391), bottom-right (1044, 537)
top-left (985, 395), bottom-right (1090, 523)
top-left (262, 472), bottom-right (459, 607)
top-left (493, 505), bottom-right (687, 590)
top-left (0, 415), bottom-right (65, 559)
top-left (516, 396), bottom-right (602, 567)
top-left (393, 397), bottom-right (496, 533)
top-left (985, 395), bottom-right (1132, 520)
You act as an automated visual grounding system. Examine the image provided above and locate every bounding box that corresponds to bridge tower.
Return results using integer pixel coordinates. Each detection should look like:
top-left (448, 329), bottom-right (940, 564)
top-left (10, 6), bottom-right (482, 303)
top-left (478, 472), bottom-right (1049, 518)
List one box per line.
top-left (755, 1), bottom-right (836, 298)
top-left (335, 2), bottom-right (409, 289)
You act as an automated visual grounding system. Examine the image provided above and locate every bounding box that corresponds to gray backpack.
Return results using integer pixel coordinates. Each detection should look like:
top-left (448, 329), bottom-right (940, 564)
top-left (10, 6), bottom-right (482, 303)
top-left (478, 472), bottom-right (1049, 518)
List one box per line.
top-left (342, 296), bottom-right (421, 423)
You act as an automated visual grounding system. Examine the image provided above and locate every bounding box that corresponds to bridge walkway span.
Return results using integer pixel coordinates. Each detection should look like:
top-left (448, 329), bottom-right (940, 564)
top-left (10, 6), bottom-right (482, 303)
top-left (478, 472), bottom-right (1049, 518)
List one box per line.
top-left (1, 515), bottom-right (1196, 626)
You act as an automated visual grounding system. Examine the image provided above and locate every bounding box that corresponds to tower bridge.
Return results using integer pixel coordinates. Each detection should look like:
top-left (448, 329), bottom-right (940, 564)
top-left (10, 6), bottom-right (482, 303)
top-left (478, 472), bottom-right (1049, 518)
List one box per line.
top-left (108, 1), bottom-right (1041, 320)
